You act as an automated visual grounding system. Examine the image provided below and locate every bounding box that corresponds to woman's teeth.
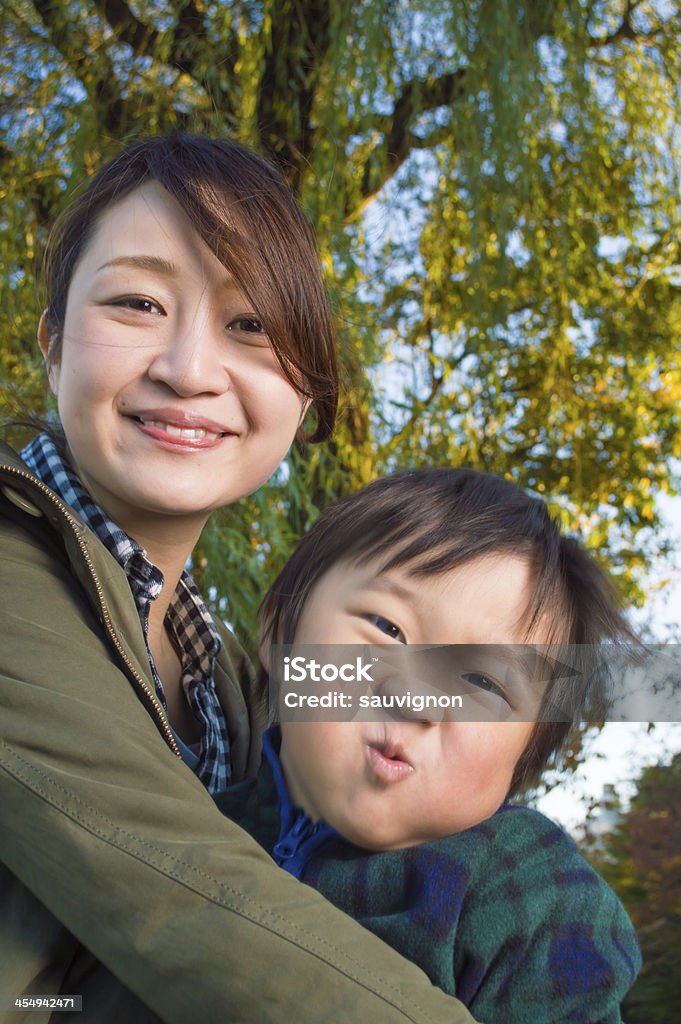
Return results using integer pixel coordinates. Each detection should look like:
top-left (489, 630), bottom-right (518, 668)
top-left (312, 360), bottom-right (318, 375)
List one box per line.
top-left (141, 419), bottom-right (221, 439)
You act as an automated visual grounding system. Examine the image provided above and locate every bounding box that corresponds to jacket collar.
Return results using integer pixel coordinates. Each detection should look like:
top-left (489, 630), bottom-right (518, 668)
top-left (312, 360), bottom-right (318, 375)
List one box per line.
top-left (0, 439), bottom-right (259, 778)
top-left (0, 439), bottom-right (174, 748)
top-left (262, 727), bottom-right (339, 878)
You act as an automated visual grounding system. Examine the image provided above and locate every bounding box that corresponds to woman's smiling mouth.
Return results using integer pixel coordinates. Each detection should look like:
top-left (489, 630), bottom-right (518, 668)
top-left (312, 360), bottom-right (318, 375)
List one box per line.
top-left (128, 409), bottom-right (238, 449)
top-left (136, 419), bottom-right (225, 440)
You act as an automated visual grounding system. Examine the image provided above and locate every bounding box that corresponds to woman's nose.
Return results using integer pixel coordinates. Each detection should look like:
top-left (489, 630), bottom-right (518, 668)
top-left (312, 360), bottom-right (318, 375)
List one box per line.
top-left (147, 318), bottom-right (230, 397)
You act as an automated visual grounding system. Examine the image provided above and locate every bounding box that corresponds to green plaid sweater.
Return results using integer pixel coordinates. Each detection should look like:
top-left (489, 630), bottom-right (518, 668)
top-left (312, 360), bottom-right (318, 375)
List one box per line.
top-left (217, 728), bottom-right (640, 1023)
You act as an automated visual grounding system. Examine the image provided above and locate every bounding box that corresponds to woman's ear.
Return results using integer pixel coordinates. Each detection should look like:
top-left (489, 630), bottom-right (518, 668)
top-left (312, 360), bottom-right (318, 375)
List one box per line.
top-left (295, 396), bottom-right (313, 443)
top-left (300, 396), bottom-right (312, 424)
top-left (37, 310), bottom-right (60, 395)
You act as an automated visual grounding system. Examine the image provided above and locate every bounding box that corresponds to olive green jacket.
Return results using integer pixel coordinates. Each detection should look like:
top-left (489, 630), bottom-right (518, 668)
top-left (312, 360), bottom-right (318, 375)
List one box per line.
top-left (0, 443), bottom-right (477, 1024)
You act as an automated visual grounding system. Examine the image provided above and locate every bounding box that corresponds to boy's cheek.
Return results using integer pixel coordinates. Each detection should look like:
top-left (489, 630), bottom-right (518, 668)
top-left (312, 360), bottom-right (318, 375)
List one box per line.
top-left (278, 722), bottom-right (350, 821)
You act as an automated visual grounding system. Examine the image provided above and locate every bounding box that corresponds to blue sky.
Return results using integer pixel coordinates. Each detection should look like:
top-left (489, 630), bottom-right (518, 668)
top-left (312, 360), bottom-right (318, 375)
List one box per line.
top-left (535, 491), bottom-right (681, 831)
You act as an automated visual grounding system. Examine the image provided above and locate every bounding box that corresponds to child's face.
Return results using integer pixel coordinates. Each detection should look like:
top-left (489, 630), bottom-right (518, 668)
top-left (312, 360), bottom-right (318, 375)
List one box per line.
top-left (278, 553), bottom-right (547, 850)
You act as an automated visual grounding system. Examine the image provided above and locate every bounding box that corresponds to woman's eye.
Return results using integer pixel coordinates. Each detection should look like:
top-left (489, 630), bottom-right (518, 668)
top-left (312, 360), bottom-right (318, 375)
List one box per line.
top-left (228, 316), bottom-right (265, 334)
top-left (461, 672), bottom-right (505, 700)
top-left (111, 296), bottom-right (164, 315)
top-left (366, 614), bottom-right (405, 642)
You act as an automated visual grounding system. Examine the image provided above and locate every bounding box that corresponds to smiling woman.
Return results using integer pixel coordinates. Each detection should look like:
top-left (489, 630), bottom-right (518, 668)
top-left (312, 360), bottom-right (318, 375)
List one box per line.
top-left (41, 182), bottom-right (306, 539)
top-left (0, 136), bottom-right (478, 1024)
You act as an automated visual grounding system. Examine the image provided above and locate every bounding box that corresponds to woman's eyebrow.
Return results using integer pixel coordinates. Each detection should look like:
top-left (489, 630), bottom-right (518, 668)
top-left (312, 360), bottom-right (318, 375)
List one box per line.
top-left (96, 254), bottom-right (178, 275)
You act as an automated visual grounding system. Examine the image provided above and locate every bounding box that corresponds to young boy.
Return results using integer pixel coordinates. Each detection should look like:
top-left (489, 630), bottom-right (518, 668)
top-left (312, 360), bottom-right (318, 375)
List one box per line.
top-left (218, 468), bottom-right (641, 1023)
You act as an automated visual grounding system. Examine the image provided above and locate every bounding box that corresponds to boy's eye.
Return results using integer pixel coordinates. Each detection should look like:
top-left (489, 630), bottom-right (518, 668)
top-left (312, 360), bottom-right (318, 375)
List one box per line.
top-left (461, 672), bottom-right (505, 700)
top-left (366, 614), bottom-right (405, 643)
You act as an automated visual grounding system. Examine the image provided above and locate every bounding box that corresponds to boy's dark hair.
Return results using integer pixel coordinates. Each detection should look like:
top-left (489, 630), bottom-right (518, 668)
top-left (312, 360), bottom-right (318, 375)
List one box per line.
top-left (262, 468), bottom-right (634, 795)
top-left (41, 134), bottom-right (337, 442)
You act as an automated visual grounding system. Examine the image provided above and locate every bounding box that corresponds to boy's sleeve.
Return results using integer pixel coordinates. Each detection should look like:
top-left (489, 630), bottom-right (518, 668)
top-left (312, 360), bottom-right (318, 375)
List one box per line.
top-left (0, 515), bottom-right (479, 1024)
top-left (454, 806), bottom-right (641, 1024)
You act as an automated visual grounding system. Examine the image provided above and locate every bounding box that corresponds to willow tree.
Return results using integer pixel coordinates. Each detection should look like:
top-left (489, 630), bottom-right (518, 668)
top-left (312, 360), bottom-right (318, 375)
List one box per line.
top-left (1, 0), bottom-right (680, 643)
top-left (584, 754), bottom-right (681, 1022)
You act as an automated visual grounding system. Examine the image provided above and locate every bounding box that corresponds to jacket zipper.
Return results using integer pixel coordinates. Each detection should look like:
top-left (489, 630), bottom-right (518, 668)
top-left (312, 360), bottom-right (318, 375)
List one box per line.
top-left (2, 464), bottom-right (181, 758)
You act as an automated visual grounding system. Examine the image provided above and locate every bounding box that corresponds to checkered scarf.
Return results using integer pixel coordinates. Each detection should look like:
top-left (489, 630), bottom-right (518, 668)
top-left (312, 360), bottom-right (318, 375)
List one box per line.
top-left (22, 432), bottom-right (232, 790)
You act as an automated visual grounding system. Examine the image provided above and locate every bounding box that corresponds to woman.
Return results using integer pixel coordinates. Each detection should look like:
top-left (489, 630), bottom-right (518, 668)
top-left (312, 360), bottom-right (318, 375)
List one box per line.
top-left (0, 137), bottom-right (476, 1023)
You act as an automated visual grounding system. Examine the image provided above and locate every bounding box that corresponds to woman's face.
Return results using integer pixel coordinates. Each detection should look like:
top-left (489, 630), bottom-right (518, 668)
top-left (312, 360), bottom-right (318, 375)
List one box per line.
top-left (41, 182), bottom-right (306, 538)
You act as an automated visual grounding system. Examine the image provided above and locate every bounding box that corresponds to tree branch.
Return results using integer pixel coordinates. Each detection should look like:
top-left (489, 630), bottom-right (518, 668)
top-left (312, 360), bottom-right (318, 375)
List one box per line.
top-left (95, 0), bottom-right (238, 83)
top-left (33, 0), bottom-right (106, 77)
top-left (387, 371), bottom-right (445, 451)
top-left (255, 0), bottom-right (334, 186)
top-left (96, 0), bottom-right (158, 55)
top-left (588, 0), bottom-right (663, 48)
top-left (171, 0), bottom-right (211, 75)
top-left (385, 331), bottom-right (474, 451)
top-left (346, 0), bottom-right (662, 221)
top-left (348, 69), bottom-right (467, 218)
top-left (32, 0), bottom-right (127, 134)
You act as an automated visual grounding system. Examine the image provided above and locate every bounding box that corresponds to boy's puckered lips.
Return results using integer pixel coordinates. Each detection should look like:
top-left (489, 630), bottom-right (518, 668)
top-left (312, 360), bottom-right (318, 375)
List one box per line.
top-left (365, 733), bottom-right (414, 784)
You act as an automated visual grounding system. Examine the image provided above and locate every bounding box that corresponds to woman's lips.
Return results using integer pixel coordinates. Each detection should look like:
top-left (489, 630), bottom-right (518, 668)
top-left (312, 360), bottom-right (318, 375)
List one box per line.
top-left (128, 409), bottom-right (238, 450)
top-left (365, 742), bottom-right (415, 784)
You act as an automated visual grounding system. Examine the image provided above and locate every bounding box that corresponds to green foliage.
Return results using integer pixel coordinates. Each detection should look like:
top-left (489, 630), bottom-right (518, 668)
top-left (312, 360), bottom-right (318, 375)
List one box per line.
top-left (583, 754), bottom-right (681, 1023)
top-left (2, 0), bottom-right (680, 651)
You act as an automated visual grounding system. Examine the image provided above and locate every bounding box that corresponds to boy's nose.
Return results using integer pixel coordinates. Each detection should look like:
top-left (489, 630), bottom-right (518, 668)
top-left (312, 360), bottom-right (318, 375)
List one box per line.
top-left (371, 672), bottom-right (445, 724)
